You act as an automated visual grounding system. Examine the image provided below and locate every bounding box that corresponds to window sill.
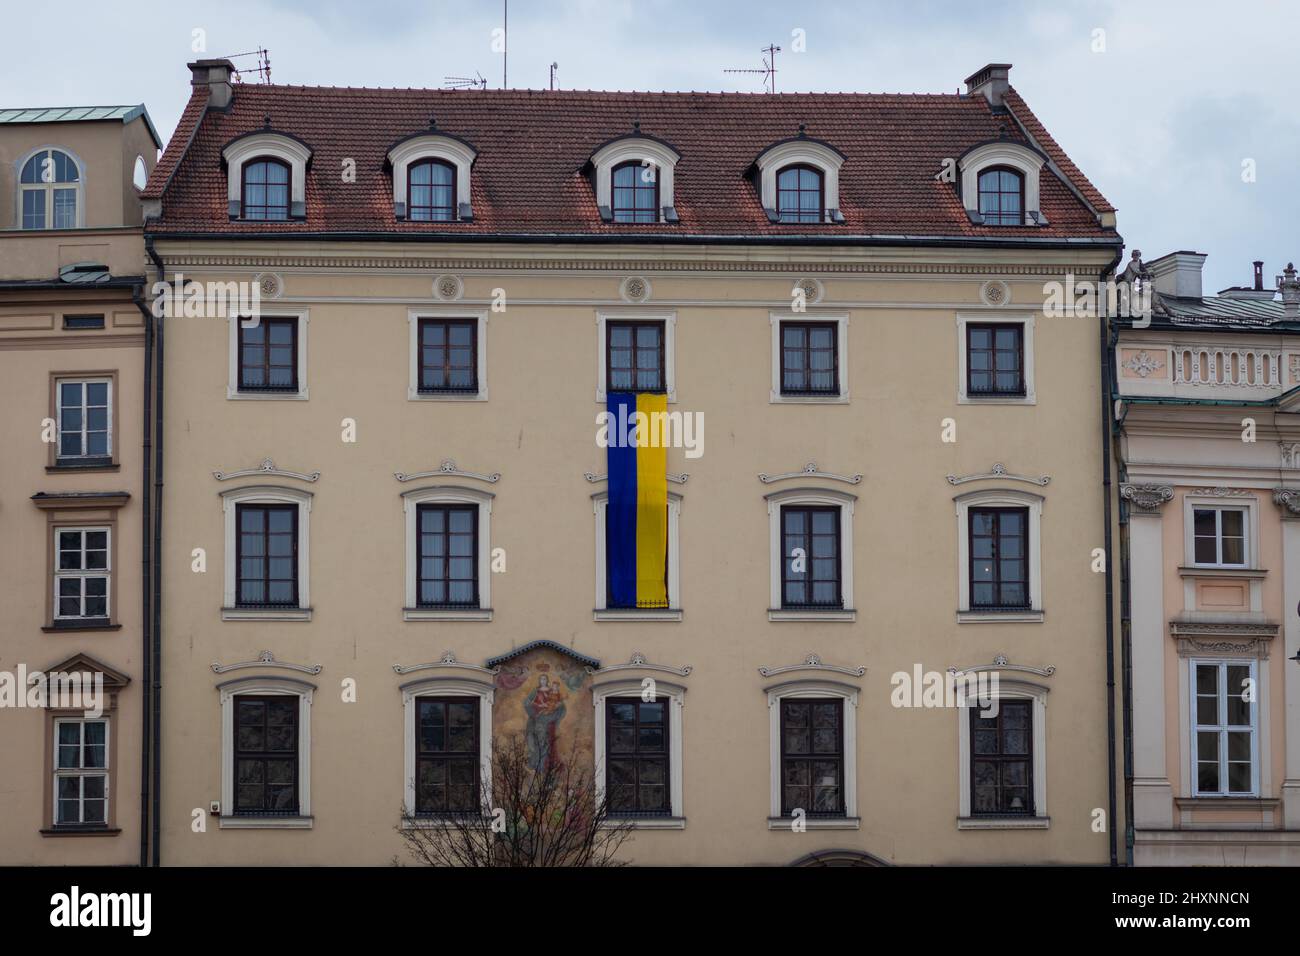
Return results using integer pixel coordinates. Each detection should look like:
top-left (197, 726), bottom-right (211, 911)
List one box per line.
top-left (768, 608), bottom-right (856, 622)
top-left (399, 816), bottom-right (490, 831)
top-left (958, 816), bottom-right (1050, 830)
top-left (48, 461), bottom-right (118, 473)
top-left (594, 608), bottom-right (683, 622)
top-left (602, 816), bottom-right (686, 830)
top-left (408, 389), bottom-right (489, 402)
top-left (41, 826), bottom-right (121, 838)
top-left (1176, 797), bottom-right (1272, 809)
top-left (958, 394), bottom-right (1035, 406)
top-left (404, 607), bottom-right (493, 622)
top-left (957, 609), bottom-right (1043, 624)
top-left (226, 389), bottom-right (309, 401)
top-left (219, 815), bottom-right (313, 829)
top-left (221, 606), bottom-right (313, 622)
top-left (1177, 566), bottom-right (1266, 579)
top-left (767, 816), bottom-right (860, 831)
top-left (43, 621), bottom-right (120, 633)
top-left (769, 392), bottom-right (849, 405)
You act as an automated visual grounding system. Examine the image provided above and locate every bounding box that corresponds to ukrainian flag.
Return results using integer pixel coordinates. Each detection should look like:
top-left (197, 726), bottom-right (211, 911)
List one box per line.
top-left (607, 392), bottom-right (668, 608)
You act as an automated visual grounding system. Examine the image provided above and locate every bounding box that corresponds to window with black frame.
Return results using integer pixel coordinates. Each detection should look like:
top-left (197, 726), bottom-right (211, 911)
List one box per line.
top-left (781, 505), bottom-right (841, 609)
top-left (966, 323), bottom-right (1023, 396)
top-left (234, 696), bottom-right (299, 815)
top-left (605, 698), bottom-right (669, 816)
top-left (606, 320), bottom-right (664, 392)
top-left (241, 157), bottom-right (290, 220)
top-left (415, 697), bottom-right (480, 815)
top-left (977, 166), bottom-right (1024, 225)
top-left (236, 503), bottom-right (298, 607)
top-left (611, 161), bottom-right (658, 223)
top-left (780, 322), bottom-right (838, 395)
top-left (239, 317), bottom-right (297, 392)
top-left (968, 506), bottom-right (1029, 610)
top-left (776, 164), bottom-right (823, 223)
top-left (416, 503), bottom-right (478, 607)
top-left (418, 319), bottom-right (477, 393)
top-left (779, 698), bottom-right (844, 816)
top-left (970, 699), bottom-right (1033, 815)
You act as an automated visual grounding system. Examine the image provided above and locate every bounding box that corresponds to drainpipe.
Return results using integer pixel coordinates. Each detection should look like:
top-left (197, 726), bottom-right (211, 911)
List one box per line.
top-left (1099, 248), bottom-right (1123, 867)
top-left (1110, 325), bottom-right (1135, 867)
top-left (145, 236), bottom-right (165, 867)
top-left (130, 281), bottom-right (153, 868)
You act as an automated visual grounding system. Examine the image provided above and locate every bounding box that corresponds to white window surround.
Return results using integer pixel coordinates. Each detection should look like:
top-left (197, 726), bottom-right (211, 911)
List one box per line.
top-left (1184, 497), bottom-right (1256, 570)
top-left (589, 136), bottom-right (680, 223)
top-left (765, 487), bottom-right (856, 621)
top-left (227, 310), bottom-right (309, 400)
top-left (388, 134), bottom-right (476, 219)
top-left (769, 311), bottom-right (849, 404)
top-left (1188, 658), bottom-right (1260, 798)
top-left (591, 490), bottom-right (682, 621)
top-left (754, 138), bottom-right (844, 222)
top-left (592, 679), bottom-right (687, 828)
top-left (765, 679), bottom-right (859, 829)
top-left (16, 145), bottom-right (86, 229)
top-left (954, 487), bottom-right (1044, 623)
top-left (221, 132), bottom-right (311, 219)
top-left (958, 141), bottom-right (1047, 226)
top-left (400, 677), bottom-right (494, 823)
top-left (217, 675), bottom-right (314, 828)
top-left (407, 308), bottom-right (488, 401)
top-left (956, 679), bottom-right (1050, 829)
top-left (595, 309), bottom-right (676, 403)
top-left (402, 485), bottom-right (494, 621)
top-left (220, 485), bottom-right (313, 621)
top-left (956, 312), bottom-right (1036, 405)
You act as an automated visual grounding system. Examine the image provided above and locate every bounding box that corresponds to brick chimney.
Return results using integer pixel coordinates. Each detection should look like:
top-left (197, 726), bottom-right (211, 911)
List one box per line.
top-left (1254, 260), bottom-right (1265, 291)
top-left (1146, 250), bottom-right (1207, 300)
top-left (965, 64), bottom-right (1012, 107)
top-left (188, 58), bottom-right (235, 110)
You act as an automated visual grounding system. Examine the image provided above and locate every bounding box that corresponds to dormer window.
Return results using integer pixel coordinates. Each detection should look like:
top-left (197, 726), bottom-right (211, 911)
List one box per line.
top-left (241, 158), bottom-right (290, 220)
top-left (776, 165), bottom-right (824, 223)
top-left (18, 147), bottom-right (82, 229)
top-left (408, 159), bottom-right (456, 222)
top-left (611, 161), bottom-right (658, 223)
top-left (977, 167), bottom-right (1024, 226)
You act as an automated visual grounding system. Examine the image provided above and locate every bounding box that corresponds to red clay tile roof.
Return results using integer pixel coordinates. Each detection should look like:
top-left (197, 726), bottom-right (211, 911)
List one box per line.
top-left (145, 84), bottom-right (1117, 241)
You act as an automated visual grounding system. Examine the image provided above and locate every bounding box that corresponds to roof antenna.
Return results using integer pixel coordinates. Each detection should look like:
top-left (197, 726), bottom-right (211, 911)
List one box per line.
top-left (503, 0), bottom-right (508, 88)
top-left (724, 43), bottom-right (781, 93)
top-left (444, 72), bottom-right (487, 90)
top-left (222, 47), bottom-right (272, 84)
top-left (550, 62), bottom-right (559, 91)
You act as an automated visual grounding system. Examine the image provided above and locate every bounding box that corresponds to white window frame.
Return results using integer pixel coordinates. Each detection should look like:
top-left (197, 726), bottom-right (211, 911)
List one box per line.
top-left (227, 310), bottom-right (309, 400)
top-left (220, 485), bottom-right (312, 621)
top-left (1187, 502), bottom-right (1252, 570)
top-left (956, 312), bottom-right (1036, 405)
top-left (765, 680), bottom-right (859, 829)
top-left (765, 487), bottom-right (856, 621)
top-left (217, 676), bottom-right (314, 828)
top-left (595, 309), bottom-right (676, 403)
top-left (400, 677), bottom-right (494, 823)
top-left (53, 526), bottom-right (111, 621)
top-left (55, 376), bottom-right (113, 459)
top-left (957, 141), bottom-right (1046, 226)
top-left (402, 485), bottom-right (493, 621)
top-left (16, 145), bottom-right (85, 230)
top-left (592, 679), bottom-right (686, 828)
top-left (388, 134), bottom-right (476, 219)
top-left (590, 137), bottom-right (680, 223)
top-left (954, 487), bottom-right (1044, 622)
top-left (222, 133), bottom-right (311, 219)
top-left (1189, 658), bottom-right (1259, 798)
top-left (769, 311), bottom-right (849, 403)
top-left (591, 490), bottom-right (681, 621)
top-left (956, 680), bottom-right (1050, 828)
top-left (754, 139), bottom-right (844, 222)
top-left (52, 717), bottom-right (109, 826)
top-left (407, 308), bottom-right (488, 401)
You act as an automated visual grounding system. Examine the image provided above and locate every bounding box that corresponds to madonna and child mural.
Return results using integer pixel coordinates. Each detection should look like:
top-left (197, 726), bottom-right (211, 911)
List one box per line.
top-left (491, 644), bottom-right (595, 774)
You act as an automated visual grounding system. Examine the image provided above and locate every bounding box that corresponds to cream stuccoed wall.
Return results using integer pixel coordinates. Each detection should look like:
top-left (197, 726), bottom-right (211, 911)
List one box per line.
top-left (154, 240), bottom-right (1117, 865)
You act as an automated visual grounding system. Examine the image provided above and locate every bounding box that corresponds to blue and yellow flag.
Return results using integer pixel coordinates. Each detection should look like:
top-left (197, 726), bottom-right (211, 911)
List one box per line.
top-left (607, 392), bottom-right (668, 608)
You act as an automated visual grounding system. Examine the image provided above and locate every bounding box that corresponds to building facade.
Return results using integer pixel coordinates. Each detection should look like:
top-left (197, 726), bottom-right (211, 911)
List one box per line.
top-left (0, 105), bottom-right (160, 864)
top-left (137, 59), bottom-right (1123, 865)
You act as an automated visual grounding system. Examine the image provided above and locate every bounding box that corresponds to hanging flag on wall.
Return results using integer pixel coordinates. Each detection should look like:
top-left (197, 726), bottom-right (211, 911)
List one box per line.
top-left (606, 391), bottom-right (668, 608)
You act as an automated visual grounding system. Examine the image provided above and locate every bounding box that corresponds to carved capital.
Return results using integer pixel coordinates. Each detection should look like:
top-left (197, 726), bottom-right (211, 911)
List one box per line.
top-left (1274, 488), bottom-right (1300, 518)
top-left (1121, 483), bottom-right (1174, 513)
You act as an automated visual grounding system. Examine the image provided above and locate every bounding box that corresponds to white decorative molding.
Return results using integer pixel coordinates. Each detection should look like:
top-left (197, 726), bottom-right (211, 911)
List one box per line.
top-left (393, 651), bottom-right (497, 677)
top-left (794, 277), bottom-right (824, 305)
top-left (214, 457), bottom-right (320, 483)
top-left (1123, 350), bottom-right (1164, 377)
top-left (211, 650), bottom-right (322, 675)
top-left (946, 463), bottom-right (1050, 487)
top-left (252, 272), bottom-right (282, 299)
top-left (1281, 444), bottom-right (1300, 469)
top-left (1121, 483), bottom-right (1174, 512)
top-left (1188, 487), bottom-right (1253, 498)
top-left (753, 137), bottom-right (845, 221)
top-left (947, 654), bottom-right (1056, 679)
top-left (979, 279), bottom-right (1011, 307)
top-left (586, 470), bottom-right (688, 484)
top-left (433, 274), bottom-right (463, 301)
top-left (589, 652), bottom-right (692, 677)
top-left (388, 131), bottom-right (476, 218)
top-left (395, 459), bottom-right (500, 483)
top-left (619, 276), bottom-right (651, 303)
top-left (1172, 346), bottom-right (1283, 389)
top-left (958, 141), bottom-right (1046, 225)
top-left (758, 653), bottom-right (866, 679)
top-left (758, 461), bottom-right (862, 485)
top-left (1274, 487), bottom-right (1300, 517)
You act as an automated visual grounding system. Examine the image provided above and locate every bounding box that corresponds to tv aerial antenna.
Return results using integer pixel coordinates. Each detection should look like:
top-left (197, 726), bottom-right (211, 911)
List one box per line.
top-left (444, 72), bottom-right (487, 90)
top-left (724, 43), bottom-right (780, 93)
top-left (223, 47), bottom-right (272, 84)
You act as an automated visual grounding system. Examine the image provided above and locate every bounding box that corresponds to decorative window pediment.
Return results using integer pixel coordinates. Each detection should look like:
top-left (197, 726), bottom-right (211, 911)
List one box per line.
top-left (387, 129), bottom-right (477, 221)
top-left (588, 130), bottom-right (681, 224)
top-left (221, 130), bottom-right (312, 220)
top-left (752, 135), bottom-right (845, 224)
top-left (957, 140), bottom-right (1048, 226)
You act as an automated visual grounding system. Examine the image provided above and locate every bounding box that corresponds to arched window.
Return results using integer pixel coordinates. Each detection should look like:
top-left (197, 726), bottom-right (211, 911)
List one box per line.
top-left (241, 157), bottom-right (290, 220)
top-left (977, 166), bottom-right (1024, 225)
top-left (408, 159), bottom-right (456, 221)
top-left (611, 161), bottom-right (658, 223)
top-left (20, 148), bottom-right (80, 229)
top-left (776, 164), bottom-right (824, 223)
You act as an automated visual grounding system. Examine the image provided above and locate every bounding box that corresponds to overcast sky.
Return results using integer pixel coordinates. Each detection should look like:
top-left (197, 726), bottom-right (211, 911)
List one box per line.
top-left (5, 0), bottom-right (1294, 293)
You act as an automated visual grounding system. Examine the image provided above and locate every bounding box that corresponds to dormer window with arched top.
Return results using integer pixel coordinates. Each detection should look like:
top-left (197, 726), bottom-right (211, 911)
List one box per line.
top-left (18, 147), bottom-right (83, 229)
top-left (387, 127), bottom-right (476, 222)
top-left (222, 130), bottom-right (312, 221)
top-left (753, 133), bottom-right (845, 225)
top-left (588, 129), bottom-right (680, 224)
top-left (958, 141), bottom-right (1047, 227)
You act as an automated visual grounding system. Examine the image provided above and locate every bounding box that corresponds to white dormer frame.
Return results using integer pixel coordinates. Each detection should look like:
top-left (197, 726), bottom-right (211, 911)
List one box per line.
top-left (755, 139), bottom-right (844, 222)
top-left (388, 135), bottom-right (477, 220)
top-left (590, 137), bottom-right (680, 222)
top-left (958, 142), bottom-right (1046, 226)
top-left (222, 133), bottom-right (312, 219)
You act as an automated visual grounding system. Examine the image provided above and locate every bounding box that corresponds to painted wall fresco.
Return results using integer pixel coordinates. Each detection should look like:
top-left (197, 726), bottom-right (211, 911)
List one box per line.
top-left (492, 647), bottom-right (594, 774)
